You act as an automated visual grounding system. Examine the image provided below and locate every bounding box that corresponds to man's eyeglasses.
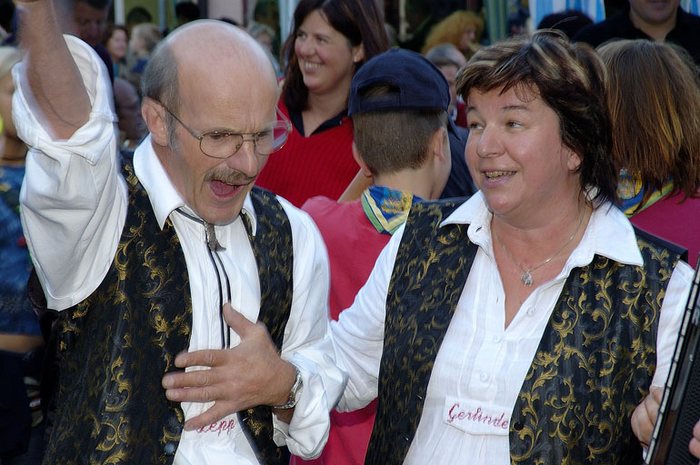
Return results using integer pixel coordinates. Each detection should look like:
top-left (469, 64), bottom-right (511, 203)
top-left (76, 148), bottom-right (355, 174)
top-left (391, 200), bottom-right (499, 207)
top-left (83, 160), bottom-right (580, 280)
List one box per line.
top-left (158, 102), bottom-right (291, 159)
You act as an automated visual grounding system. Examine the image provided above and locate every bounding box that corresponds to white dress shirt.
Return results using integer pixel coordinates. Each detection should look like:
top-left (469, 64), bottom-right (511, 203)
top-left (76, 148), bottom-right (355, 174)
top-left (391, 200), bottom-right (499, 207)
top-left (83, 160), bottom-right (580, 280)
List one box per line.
top-left (332, 191), bottom-right (693, 465)
top-left (14, 35), bottom-right (345, 464)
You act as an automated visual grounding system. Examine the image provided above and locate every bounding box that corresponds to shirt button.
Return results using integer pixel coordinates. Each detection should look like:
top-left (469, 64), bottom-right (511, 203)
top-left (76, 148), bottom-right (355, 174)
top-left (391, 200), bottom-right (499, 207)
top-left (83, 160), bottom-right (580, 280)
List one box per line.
top-left (479, 371), bottom-right (489, 382)
top-left (526, 308), bottom-right (535, 316)
top-left (493, 335), bottom-right (502, 343)
top-left (164, 442), bottom-right (177, 456)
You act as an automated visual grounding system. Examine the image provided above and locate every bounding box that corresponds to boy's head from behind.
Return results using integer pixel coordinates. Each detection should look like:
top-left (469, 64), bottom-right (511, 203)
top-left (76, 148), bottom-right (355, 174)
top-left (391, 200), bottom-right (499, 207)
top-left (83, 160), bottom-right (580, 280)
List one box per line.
top-left (349, 48), bottom-right (450, 177)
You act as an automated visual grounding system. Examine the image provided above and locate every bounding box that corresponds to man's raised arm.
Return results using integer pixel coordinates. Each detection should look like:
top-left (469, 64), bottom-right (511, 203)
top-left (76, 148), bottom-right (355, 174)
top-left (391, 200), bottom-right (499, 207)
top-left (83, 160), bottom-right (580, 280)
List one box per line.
top-left (16, 0), bottom-right (90, 139)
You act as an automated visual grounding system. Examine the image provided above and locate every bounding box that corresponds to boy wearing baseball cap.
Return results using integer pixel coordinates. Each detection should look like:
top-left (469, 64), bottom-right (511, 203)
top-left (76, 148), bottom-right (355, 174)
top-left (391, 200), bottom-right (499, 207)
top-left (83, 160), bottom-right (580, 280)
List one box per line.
top-left (295, 48), bottom-right (452, 465)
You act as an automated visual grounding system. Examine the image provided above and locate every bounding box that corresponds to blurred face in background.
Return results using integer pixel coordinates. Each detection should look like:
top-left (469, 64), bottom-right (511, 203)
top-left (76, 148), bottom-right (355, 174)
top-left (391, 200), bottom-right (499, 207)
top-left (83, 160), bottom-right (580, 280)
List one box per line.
top-left (438, 63), bottom-right (460, 113)
top-left (74, 1), bottom-right (109, 46)
top-left (255, 31), bottom-right (274, 54)
top-left (459, 26), bottom-right (478, 51)
top-left (628, 0), bottom-right (680, 27)
top-left (107, 28), bottom-right (129, 62)
top-left (129, 31), bottom-right (145, 57)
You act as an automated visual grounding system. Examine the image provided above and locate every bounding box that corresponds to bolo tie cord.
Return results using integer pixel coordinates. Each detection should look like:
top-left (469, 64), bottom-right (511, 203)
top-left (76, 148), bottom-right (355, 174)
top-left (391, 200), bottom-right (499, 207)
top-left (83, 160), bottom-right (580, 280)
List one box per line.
top-left (175, 208), bottom-right (232, 349)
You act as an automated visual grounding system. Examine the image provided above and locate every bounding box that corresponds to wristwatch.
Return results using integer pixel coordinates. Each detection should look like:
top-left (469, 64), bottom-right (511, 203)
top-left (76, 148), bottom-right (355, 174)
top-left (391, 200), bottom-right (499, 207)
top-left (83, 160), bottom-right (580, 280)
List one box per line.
top-left (271, 366), bottom-right (303, 409)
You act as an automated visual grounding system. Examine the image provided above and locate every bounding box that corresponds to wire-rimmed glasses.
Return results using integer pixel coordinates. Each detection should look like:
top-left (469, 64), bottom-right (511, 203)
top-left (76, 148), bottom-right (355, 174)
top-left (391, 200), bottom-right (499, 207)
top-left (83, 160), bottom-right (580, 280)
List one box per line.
top-left (159, 102), bottom-right (291, 159)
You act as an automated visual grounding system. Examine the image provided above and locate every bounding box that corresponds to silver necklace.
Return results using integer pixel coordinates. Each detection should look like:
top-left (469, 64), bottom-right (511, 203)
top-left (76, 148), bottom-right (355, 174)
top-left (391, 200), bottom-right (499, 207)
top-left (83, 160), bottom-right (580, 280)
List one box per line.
top-left (494, 210), bottom-right (585, 287)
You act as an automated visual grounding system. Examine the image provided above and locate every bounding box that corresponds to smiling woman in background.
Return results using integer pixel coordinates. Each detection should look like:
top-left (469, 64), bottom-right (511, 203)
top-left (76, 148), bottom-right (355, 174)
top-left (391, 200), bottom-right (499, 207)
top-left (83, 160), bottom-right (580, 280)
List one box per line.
top-left (254, 0), bottom-right (389, 207)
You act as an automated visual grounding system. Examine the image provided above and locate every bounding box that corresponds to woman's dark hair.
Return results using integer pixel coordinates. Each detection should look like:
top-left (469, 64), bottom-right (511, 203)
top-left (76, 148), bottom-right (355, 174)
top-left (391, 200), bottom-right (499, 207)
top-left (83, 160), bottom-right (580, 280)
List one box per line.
top-left (282, 0), bottom-right (389, 112)
top-left (102, 23), bottom-right (129, 47)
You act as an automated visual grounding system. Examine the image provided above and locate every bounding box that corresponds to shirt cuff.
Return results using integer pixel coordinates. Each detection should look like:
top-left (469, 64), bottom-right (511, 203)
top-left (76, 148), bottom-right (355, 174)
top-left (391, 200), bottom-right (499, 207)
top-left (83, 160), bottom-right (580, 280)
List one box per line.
top-left (272, 355), bottom-right (346, 458)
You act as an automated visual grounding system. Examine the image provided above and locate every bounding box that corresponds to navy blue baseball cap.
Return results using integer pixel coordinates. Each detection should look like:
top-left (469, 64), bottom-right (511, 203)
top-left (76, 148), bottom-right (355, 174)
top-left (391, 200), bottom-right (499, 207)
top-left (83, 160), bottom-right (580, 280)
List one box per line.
top-left (348, 48), bottom-right (450, 116)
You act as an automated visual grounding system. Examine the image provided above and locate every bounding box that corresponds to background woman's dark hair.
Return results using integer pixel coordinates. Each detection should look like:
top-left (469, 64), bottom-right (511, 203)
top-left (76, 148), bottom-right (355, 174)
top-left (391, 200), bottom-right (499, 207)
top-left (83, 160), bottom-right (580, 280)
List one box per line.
top-left (282, 0), bottom-right (389, 112)
top-left (456, 30), bottom-right (617, 207)
top-left (536, 9), bottom-right (593, 39)
top-left (102, 23), bottom-right (129, 48)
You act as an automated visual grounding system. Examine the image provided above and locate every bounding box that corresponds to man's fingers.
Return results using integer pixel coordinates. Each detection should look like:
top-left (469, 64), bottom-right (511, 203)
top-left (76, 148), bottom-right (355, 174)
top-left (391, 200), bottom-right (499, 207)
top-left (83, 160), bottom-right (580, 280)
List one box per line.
top-left (646, 401), bottom-right (659, 425)
top-left (162, 369), bottom-right (215, 391)
top-left (174, 349), bottom-right (220, 369)
top-left (631, 396), bottom-right (656, 447)
top-left (164, 385), bottom-right (216, 403)
top-left (223, 303), bottom-right (256, 338)
top-left (690, 421), bottom-right (700, 460)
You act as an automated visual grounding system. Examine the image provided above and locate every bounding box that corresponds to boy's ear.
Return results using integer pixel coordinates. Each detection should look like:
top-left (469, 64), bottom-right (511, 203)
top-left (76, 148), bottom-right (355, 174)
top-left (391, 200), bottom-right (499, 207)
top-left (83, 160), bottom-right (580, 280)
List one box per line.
top-left (141, 97), bottom-right (169, 147)
top-left (431, 126), bottom-right (450, 163)
top-left (352, 141), bottom-right (373, 177)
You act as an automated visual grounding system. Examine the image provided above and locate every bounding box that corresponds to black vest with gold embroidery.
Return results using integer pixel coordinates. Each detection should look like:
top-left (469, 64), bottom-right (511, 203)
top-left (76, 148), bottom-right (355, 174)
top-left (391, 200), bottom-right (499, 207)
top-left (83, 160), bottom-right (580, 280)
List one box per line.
top-left (364, 200), bottom-right (680, 465)
top-left (42, 162), bottom-right (293, 465)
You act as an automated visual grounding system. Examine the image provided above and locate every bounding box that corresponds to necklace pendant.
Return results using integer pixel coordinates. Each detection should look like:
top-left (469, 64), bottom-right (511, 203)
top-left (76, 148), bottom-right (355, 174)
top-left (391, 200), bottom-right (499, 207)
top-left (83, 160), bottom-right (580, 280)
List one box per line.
top-left (521, 271), bottom-right (534, 287)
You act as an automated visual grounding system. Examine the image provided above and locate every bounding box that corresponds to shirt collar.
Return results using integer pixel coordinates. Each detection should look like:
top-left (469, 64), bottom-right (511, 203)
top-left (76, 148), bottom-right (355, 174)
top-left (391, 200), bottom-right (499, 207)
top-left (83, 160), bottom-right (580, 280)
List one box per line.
top-left (132, 135), bottom-right (258, 235)
top-left (440, 191), bottom-right (643, 267)
top-left (362, 185), bottom-right (417, 235)
top-left (288, 106), bottom-right (348, 136)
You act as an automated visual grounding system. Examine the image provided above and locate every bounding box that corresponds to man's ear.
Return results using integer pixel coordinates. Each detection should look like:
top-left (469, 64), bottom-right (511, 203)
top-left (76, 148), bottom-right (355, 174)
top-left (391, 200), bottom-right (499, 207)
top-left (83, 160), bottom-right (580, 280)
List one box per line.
top-left (352, 141), bottom-right (373, 177)
top-left (141, 97), bottom-right (169, 147)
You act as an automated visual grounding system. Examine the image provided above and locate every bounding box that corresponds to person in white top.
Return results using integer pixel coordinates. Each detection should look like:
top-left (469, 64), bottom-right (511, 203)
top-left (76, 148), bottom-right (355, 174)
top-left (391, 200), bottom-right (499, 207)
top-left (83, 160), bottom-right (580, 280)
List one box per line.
top-left (327, 31), bottom-right (693, 465)
top-left (13, 1), bottom-right (345, 464)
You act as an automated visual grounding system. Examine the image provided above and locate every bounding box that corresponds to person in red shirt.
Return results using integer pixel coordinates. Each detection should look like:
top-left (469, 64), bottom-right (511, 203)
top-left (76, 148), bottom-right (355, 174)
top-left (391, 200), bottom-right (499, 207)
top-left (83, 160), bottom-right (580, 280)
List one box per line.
top-left (254, 0), bottom-right (389, 207)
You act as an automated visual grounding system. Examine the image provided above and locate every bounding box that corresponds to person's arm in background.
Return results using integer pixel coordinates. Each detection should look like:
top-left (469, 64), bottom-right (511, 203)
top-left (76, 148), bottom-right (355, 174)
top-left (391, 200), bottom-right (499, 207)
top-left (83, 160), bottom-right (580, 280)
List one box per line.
top-left (630, 386), bottom-right (663, 449)
top-left (338, 169), bottom-right (372, 202)
top-left (15, 0), bottom-right (125, 310)
top-left (691, 419), bottom-right (700, 461)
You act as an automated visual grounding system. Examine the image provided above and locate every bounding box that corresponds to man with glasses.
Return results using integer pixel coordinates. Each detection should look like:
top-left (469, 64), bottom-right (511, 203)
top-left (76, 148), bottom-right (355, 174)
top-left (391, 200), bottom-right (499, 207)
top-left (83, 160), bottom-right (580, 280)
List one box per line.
top-left (13, 1), bottom-right (345, 465)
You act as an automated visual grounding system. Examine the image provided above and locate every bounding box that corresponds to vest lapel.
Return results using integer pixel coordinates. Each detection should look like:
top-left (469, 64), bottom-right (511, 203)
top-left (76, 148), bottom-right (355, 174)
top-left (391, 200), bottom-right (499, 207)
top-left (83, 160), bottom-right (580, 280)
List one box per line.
top-left (366, 200), bottom-right (475, 465)
top-left (237, 187), bottom-right (294, 465)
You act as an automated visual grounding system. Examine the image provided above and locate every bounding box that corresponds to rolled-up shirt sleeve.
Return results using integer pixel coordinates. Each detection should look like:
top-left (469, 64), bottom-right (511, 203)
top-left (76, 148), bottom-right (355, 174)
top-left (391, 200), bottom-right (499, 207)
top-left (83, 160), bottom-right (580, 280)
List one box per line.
top-left (273, 200), bottom-right (347, 459)
top-left (331, 224), bottom-right (405, 413)
top-left (14, 35), bottom-right (126, 311)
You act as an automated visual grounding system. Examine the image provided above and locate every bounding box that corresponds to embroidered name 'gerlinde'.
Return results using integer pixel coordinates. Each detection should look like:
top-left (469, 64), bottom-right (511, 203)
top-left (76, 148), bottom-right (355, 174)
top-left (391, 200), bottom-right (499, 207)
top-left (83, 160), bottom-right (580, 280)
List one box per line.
top-left (443, 396), bottom-right (510, 436)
